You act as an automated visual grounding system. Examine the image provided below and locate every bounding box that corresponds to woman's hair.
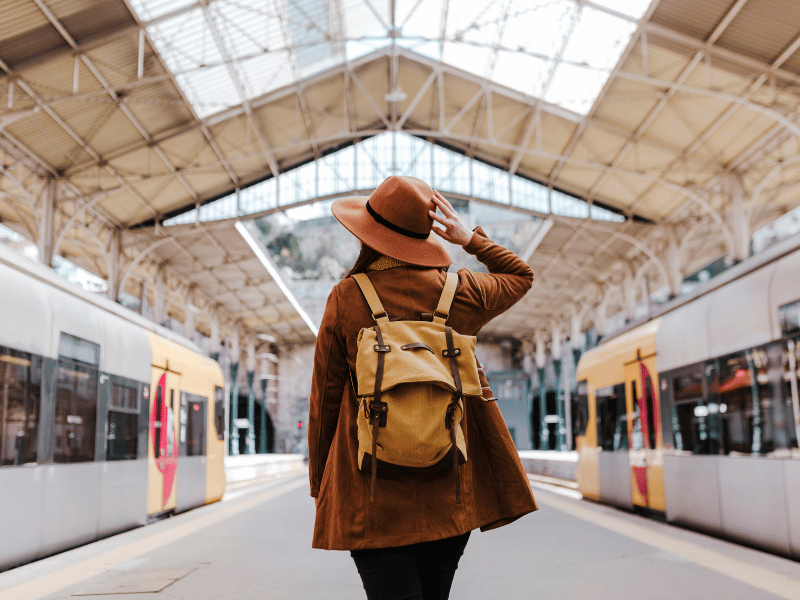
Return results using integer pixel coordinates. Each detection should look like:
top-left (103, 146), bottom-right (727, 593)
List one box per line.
top-left (346, 244), bottom-right (384, 277)
top-left (346, 243), bottom-right (449, 277)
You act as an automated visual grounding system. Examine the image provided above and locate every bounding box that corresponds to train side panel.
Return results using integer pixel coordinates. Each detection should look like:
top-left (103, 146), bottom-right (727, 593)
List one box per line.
top-left (576, 319), bottom-right (664, 511)
top-left (145, 332), bottom-right (225, 517)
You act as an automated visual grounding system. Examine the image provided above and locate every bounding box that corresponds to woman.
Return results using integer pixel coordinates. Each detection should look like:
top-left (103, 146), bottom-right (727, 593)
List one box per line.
top-left (308, 175), bottom-right (538, 600)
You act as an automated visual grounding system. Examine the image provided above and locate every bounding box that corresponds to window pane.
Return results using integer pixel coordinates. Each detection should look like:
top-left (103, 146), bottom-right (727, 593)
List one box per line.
top-left (111, 384), bottom-right (138, 411)
top-left (0, 348), bottom-right (40, 466)
top-left (596, 383), bottom-right (627, 451)
top-left (107, 411), bottom-right (138, 461)
top-left (214, 386), bottom-right (225, 441)
top-left (181, 393), bottom-right (206, 456)
top-left (779, 299), bottom-right (800, 337)
top-left (58, 333), bottom-right (100, 366)
top-left (575, 380), bottom-right (589, 439)
top-left (54, 361), bottom-right (98, 463)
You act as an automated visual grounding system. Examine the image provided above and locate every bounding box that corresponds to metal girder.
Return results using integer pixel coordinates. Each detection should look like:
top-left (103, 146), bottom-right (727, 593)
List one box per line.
top-left (197, 0), bottom-right (280, 178)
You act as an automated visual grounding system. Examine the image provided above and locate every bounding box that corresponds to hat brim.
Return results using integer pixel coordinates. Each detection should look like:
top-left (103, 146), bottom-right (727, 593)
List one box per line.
top-left (331, 196), bottom-right (452, 268)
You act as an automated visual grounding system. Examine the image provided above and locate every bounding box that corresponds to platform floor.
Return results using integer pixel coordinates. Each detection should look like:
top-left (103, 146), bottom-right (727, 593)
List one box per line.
top-left (2, 473), bottom-right (800, 600)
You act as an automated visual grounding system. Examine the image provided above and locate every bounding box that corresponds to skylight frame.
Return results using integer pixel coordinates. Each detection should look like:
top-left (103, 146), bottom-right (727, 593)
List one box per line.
top-left (130, 0), bottom-right (651, 119)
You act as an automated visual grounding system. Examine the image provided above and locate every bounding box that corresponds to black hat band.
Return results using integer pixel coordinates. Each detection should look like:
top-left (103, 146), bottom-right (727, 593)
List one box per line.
top-left (366, 200), bottom-right (429, 240)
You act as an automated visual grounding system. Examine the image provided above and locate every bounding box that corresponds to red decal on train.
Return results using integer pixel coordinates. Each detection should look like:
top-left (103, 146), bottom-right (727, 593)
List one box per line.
top-left (150, 372), bottom-right (178, 507)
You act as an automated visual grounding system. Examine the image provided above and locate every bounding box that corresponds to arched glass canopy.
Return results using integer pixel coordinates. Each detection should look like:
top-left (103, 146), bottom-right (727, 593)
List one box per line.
top-left (164, 131), bottom-right (625, 226)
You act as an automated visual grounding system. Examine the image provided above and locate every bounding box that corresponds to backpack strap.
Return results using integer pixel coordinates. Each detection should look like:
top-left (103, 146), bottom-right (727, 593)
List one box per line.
top-left (433, 272), bottom-right (459, 325)
top-left (352, 273), bottom-right (390, 324)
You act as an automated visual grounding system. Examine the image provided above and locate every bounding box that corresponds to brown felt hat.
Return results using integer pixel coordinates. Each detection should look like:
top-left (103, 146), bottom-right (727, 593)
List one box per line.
top-left (331, 176), bottom-right (452, 268)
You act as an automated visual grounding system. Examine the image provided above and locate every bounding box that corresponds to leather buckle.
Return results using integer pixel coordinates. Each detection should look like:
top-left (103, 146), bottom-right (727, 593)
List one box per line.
top-left (442, 348), bottom-right (461, 357)
top-left (369, 401), bottom-right (388, 427)
top-left (373, 344), bottom-right (391, 352)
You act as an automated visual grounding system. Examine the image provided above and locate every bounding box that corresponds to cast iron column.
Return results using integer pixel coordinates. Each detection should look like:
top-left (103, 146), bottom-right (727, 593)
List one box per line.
top-left (554, 358), bottom-right (567, 451)
top-left (260, 378), bottom-right (268, 454)
top-left (538, 367), bottom-right (548, 451)
top-left (246, 370), bottom-right (256, 454)
top-left (229, 362), bottom-right (239, 456)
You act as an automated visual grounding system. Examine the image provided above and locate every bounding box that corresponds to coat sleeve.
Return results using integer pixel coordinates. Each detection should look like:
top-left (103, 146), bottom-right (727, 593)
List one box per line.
top-left (459, 226), bottom-right (534, 330)
top-left (308, 284), bottom-right (349, 498)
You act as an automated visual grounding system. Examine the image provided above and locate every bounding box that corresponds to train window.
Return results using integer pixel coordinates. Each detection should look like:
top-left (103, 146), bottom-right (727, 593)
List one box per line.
top-left (575, 380), bottom-right (589, 439)
top-left (58, 333), bottom-right (99, 366)
top-left (0, 347), bottom-right (41, 466)
top-left (596, 383), bottom-right (627, 451)
top-left (107, 383), bottom-right (138, 461)
top-left (54, 359), bottom-right (98, 463)
top-left (180, 393), bottom-right (206, 456)
top-left (671, 365), bottom-right (711, 454)
top-left (214, 386), bottom-right (225, 441)
top-left (779, 299), bottom-right (800, 337)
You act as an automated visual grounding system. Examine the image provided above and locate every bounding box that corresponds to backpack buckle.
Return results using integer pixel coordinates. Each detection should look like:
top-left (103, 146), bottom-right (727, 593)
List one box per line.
top-left (373, 344), bottom-right (391, 352)
top-left (445, 402), bottom-right (458, 430)
top-left (369, 401), bottom-right (388, 427)
top-left (442, 348), bottom-right (461, 357)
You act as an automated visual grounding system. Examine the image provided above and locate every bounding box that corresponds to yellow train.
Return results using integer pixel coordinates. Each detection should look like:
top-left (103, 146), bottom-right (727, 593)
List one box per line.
top-left (0, 244), bottom-right (226, 571)
top-left (575, 236), bottom-right (800, 558)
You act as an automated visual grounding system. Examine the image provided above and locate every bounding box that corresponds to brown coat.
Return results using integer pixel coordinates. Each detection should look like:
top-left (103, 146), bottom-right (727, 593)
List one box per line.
top-left (308, 227), bottom-right (538, 550)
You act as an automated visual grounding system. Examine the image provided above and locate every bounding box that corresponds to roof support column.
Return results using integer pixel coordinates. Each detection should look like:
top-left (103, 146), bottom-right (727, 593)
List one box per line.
top-left (229, 327), bottom-right (240, 456)
top-left (107, 228), bottom-right (121, 302)
top-left (622, 263), bottom-right (636, 323)
top-left (209, 309), bottom-right (220, 361)
top-left (568, 305), bottom-right (585, 451)
top-left (259, 353), bottom-right (274, 454)
top-left (551, 323), bottom-right (567, 452)
top-left (245, 335), bottom-right (256, 455)
top-left (183, 288), bottom-right (195, 343)
top-left (153, 264), bottom-right (166, 325)
top-left (534, 330), bottom-right (548, 451)
top-left (37, 177), bottom-right (57, 267)
top-left (664, 226), bottom-right (683, 299)
top-left (595, 286), bottom-right (610, 341)
top-left (724, 172), bottom-right (750, 262)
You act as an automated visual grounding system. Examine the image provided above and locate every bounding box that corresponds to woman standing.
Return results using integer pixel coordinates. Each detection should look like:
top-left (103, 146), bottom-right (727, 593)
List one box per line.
top-left (308, 175), bottom-right (538, 600)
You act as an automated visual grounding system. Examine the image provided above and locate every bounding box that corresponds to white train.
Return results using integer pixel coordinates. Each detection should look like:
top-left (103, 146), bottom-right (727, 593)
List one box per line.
top-left (575, 232), bottom-right (800, 559)
top-left (0, 243), bottom-right (226, 571)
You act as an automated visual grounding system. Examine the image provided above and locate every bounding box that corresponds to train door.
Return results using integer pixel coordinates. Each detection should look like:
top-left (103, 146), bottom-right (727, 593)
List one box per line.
top-left (624, 352), bottom-right (665, 512)
top-left (147, 366), bottom-right (181, 515)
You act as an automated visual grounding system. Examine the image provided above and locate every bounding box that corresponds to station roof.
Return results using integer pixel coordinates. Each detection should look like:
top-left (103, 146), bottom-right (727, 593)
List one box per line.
top-left (2, 0), bottom-right (800, 346)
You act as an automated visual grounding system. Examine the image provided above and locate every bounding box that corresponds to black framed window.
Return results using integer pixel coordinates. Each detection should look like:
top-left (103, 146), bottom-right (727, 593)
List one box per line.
top-left (54, 334), bottom-right (99, 463)
top-left (596, 383), bottom-right (627, 451)
top-left (214, 385), bottom-right (225, 441)
top-left (575, 380), bottom-right (589, 439)
top-left (181, 393), bottom-right (206, 456)
top-left (0, 347), bottom-right (41, 466)
top-left (779, 299), bottom-right (800, 337)
top-left (107, 382), bottom-right (138, 461)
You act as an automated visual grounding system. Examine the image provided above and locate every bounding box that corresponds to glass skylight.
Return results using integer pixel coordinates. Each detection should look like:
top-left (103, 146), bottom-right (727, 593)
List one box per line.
top-left (130, 0), bottom-right (651, 118)
top-left (164, 131), bottom-right (624, 226)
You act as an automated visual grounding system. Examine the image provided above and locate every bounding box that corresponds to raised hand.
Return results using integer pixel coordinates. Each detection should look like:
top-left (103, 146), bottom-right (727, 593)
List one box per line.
top-left (429, 190), bottom-right (473, 247)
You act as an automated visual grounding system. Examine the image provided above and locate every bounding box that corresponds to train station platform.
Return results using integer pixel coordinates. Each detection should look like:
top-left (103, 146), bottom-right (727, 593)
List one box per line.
top-left (1, 471), bottom-right (799, 600)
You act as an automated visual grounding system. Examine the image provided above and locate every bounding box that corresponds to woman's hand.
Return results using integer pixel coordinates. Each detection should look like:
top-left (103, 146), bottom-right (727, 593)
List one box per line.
top-left (429, 191), bottom-right (473, 247)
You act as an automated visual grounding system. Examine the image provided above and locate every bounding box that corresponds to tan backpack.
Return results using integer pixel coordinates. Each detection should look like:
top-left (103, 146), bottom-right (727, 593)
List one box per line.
top-left (352, 272), bottom-right (483, 504)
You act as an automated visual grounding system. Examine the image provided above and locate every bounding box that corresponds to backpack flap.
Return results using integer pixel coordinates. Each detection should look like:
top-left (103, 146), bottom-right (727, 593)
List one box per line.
top-left (355, 321), bottom-right (482, 397)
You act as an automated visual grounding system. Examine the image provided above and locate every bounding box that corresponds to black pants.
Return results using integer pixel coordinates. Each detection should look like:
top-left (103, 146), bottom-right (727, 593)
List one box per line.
top-left (350, 532), bottom-right (471, 600)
